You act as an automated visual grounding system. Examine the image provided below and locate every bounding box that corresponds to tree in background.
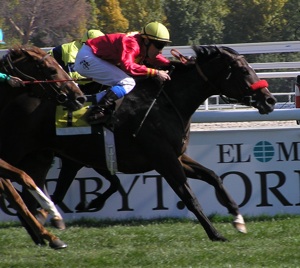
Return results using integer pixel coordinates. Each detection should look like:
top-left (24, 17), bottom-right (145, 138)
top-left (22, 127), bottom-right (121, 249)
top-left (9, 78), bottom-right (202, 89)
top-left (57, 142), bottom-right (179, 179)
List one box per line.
top-left (0, 0), bottom-right (91, 46)
top-left (164, 0), bottom-right (229, 46)
top-left (0, 0), bottom-right (299, 47)
top-left (119, 0), bottom-right (167, 32)
top-left (223, 0), bottom-right (289, 44)
top-left (96, 0), bottom-right (128, 33)
top-left (281, 0), bottom-right (300, 40)
top-left (86, 0), bottom-right (101, 30)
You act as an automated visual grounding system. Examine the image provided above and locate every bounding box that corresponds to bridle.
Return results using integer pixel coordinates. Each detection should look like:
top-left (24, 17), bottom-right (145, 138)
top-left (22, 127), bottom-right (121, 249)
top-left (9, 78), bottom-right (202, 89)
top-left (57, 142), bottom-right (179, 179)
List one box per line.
top-left (1, 49), bottom-right (75, 104)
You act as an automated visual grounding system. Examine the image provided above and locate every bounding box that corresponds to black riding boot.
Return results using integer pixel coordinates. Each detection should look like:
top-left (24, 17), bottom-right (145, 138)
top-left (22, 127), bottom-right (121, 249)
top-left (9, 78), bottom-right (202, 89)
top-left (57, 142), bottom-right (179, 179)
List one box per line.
top-left (87, 89), bottom-right (119, 125)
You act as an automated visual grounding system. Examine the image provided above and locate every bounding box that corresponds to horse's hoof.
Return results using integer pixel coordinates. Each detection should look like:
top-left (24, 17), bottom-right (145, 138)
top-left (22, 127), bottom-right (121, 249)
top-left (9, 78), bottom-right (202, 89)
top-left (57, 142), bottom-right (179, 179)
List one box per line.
top-left (49, 239), bottom-right (68, 250)
top-left (233, 214), bottom-right (247, 234)
top-left (210, 235), bottom-right (228, 242)
top-left (233, 222), bottom-right (247, 233)
top-left (51, 217), bottom-right (66, 230)
top-left (35, 209), bottom-right (48, 225)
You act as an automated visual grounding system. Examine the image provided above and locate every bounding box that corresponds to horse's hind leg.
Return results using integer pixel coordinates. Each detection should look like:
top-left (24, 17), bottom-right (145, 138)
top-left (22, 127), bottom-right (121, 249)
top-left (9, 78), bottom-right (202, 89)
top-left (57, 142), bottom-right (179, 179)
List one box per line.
top-left (88, 169), bottom-right (121, 210)
top-left (179, 153), bottom-right (246, 233)
top-left (51, 156), bottom-right (83, 205)
top-left (51, 156), bottom-right (121, 211)
top-left (0, 178), bottom-right (67, 249)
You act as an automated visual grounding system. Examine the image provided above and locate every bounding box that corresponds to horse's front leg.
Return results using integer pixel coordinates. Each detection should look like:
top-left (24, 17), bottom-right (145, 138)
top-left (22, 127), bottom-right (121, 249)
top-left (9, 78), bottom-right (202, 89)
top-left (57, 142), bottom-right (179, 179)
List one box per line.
top-left (179, 153), bottom-right (247, 233)
top-left (0, 159), bottom-right (65, 230)
top-left (88, 169), bottom-right (121, 210)
top-left (0, 178), bottom-right (67, 249)
top-left (152, 152), bottom-right (227, 241)
top-left (166, 174), bottom-right (227, 241)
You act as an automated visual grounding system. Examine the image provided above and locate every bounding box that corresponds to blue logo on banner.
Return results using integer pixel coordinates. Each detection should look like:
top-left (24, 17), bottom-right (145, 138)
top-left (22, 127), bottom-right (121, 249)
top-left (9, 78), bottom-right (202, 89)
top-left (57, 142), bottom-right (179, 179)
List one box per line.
top-left (253, 141), bottom-right (275, 162)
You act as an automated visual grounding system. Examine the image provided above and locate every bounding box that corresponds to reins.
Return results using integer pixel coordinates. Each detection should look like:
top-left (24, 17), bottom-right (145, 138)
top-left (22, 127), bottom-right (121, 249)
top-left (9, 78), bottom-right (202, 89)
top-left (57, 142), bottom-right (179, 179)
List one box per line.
top-left (1, 49), bottom-right (87, 104)
top-left (22, 79), bottom-right (91, 84)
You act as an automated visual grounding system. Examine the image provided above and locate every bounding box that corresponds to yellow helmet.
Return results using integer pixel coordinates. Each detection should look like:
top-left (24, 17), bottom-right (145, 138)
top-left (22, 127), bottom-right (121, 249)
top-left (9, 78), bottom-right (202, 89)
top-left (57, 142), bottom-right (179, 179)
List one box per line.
top-left (81, 29), bottom-right (104, 43)
top-left (141, 22), bottom-right (171, 43)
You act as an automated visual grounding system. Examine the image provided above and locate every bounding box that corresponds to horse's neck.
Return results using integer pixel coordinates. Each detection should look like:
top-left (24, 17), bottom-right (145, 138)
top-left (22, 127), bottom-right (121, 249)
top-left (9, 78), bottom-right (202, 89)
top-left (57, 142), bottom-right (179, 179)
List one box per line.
top-left (163, 68), bottom-right (210, 120)
top-left (0, 86), bottom-right (19, 110)
top-left (115, 66), bottom-right (211, 129)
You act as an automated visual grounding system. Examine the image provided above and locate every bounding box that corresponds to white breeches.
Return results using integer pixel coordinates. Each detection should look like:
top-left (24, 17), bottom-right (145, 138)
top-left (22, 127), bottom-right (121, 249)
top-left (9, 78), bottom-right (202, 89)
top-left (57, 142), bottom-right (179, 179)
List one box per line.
top-left (74, 45), bottom-right (135, 93)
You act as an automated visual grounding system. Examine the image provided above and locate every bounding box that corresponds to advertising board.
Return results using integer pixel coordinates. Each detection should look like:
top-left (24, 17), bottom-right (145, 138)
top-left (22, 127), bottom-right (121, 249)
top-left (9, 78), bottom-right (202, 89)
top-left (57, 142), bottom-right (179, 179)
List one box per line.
top-left (1, 127), bottom-right (300, 221)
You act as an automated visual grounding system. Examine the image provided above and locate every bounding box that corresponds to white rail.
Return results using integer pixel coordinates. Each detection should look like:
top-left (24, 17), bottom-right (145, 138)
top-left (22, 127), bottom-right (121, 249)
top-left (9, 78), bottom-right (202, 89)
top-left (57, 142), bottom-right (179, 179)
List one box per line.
top-left (191, 109), bottom-right (300, 123)
top-left (1, 41), bottom-right (300, 122)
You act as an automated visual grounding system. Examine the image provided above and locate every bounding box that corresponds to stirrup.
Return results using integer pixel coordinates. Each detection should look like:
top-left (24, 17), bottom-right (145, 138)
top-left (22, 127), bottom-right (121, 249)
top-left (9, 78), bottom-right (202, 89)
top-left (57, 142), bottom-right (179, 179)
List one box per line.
top-left (88, 114), bottom-right (107, 125)
top-left (87, 110), bottom-right (110, 125)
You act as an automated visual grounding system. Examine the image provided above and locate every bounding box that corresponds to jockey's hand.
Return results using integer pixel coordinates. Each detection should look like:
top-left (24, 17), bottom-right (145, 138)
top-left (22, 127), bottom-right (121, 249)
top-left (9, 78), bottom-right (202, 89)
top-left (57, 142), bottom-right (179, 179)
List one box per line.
top-left (7, 76), bottom-right (25, 87)
top-left (157, 70), bottom-right (171, 83)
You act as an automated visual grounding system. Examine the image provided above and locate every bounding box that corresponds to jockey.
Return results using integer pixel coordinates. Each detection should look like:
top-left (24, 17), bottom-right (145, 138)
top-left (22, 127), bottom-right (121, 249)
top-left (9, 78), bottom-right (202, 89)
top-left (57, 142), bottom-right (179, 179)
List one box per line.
top-left (49, 29), bottom-right (104, 92)
top-left (74, 21), bottom-right (172, 124)
top-left (0, 72), bottom-right (24, 87)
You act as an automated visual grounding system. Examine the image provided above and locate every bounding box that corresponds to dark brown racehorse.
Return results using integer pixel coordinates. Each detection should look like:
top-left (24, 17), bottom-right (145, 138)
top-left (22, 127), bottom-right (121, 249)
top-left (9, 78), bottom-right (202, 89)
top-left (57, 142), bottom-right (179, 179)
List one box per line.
top-left (0, 45), bottom-right (86, 247)
top-left (0, 45), bottom-right (276, 241)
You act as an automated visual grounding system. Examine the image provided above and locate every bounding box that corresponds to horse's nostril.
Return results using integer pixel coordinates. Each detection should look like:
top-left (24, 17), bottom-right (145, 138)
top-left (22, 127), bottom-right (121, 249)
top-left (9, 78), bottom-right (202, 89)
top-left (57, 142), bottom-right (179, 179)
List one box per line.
top-left (266, 97), bottom-right (276, 105)
top-left (77, 96), bottom-right (87, 105)
top-left (57, 93), bottom-right (68, 103)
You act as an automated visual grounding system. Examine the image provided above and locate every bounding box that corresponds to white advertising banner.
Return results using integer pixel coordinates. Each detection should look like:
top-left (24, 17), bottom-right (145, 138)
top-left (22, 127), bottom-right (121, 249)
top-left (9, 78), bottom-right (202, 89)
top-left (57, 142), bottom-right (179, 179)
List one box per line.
top-left (1, 126), bottom-right (300, 221)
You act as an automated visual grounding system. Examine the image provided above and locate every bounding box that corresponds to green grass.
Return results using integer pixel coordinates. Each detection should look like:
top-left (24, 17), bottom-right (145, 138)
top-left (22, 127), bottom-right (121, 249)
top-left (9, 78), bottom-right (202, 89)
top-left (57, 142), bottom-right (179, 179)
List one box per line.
top-left (1, 215), bottom-right (300, 268)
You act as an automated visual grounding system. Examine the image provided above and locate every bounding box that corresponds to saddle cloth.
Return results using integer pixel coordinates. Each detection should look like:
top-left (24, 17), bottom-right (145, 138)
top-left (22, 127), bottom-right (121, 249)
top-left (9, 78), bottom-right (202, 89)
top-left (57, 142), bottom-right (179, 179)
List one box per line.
top-left (55, 93), bottom-right (104, 135)
top-left (55, 92), bottom-right (118, 174)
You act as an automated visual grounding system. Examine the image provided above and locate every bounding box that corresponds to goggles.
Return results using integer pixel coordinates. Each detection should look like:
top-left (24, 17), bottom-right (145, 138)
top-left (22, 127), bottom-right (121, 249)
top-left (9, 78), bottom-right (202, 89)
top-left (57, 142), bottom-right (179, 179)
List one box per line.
top-left (151, 40), bottom-right (167, 50)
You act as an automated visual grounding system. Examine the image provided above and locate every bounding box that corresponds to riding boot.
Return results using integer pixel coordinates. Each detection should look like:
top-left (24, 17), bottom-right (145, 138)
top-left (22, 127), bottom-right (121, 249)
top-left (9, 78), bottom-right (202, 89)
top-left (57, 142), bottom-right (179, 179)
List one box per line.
top-left (87, 89), bottom-right (119, 124)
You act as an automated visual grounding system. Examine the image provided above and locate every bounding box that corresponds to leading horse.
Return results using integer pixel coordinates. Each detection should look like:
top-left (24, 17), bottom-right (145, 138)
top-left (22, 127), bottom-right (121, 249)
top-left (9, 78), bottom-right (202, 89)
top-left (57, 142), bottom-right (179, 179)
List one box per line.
top-left (0, 45), bottom-right (276, 241)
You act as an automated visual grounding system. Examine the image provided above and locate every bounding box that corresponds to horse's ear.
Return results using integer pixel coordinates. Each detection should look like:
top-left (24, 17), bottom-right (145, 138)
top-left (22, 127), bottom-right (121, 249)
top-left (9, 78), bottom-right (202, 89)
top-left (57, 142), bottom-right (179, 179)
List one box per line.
top-left (218, 46), bottom-right (239, 64)
top-left (22, 47), bottom-right (40, 59)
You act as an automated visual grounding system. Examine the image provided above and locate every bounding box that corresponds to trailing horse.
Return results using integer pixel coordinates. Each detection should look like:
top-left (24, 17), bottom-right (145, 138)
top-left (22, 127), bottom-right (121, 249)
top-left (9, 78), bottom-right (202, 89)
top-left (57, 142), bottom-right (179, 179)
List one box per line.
top-left (0, 45), bottom-right (276, 241)
top-left (0, 45), bottom-right (86, 247)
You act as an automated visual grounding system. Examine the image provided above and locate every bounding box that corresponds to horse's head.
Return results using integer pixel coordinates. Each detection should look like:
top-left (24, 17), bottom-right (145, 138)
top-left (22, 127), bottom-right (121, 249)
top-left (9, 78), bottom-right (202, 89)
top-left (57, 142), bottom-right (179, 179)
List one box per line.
top-left (2, 45), bottom-right (86, 111)
top-left (193, 45), bottom-right (276, 114)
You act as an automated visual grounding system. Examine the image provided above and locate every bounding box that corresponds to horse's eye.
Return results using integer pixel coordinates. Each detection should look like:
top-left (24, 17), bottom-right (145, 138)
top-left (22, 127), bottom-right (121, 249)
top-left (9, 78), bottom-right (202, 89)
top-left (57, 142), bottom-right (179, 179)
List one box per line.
top-left (241, 67), bottom-right (249, 75)
top-left (49, 67), bottom-right (57, 75)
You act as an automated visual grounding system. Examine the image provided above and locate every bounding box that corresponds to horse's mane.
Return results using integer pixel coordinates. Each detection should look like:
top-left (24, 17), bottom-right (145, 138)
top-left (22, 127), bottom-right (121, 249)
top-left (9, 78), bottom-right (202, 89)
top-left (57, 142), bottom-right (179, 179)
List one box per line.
top-left (192, 45), bottom-right (240, 65)
top-left (219, 46), bottom-right (239, 55)
top-left (8, 45), bottom-right (46, 59)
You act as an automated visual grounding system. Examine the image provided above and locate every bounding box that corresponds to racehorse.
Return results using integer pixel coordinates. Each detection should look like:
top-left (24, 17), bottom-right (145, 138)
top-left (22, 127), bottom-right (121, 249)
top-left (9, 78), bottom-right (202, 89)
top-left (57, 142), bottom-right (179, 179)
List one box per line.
top-left (0, 159), bottom-right (67, 249)
top-left (0, 45), bottom-right (276, 241)
top-left (0, 45), bottom-right (86, 247)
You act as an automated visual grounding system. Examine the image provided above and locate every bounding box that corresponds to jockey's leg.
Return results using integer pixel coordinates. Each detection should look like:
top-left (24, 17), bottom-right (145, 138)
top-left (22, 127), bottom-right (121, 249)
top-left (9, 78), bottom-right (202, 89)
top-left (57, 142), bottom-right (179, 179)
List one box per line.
top-left (87, 85), bottom-right (124, 124)
top-left (74, 44), bottom-right (135, 124)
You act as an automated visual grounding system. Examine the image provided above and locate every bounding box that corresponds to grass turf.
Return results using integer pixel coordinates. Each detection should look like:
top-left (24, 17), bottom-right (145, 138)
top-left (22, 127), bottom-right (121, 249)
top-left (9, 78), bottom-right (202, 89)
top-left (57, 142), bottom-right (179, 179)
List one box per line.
top-left (0, 214), bottom-right (299, 268)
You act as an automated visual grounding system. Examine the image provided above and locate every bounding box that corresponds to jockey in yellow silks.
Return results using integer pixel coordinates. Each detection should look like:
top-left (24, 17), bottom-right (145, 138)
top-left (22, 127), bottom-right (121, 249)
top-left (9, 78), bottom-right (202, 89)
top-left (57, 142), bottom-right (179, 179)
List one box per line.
top-left (49, 29), bottom-right (104, 85)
